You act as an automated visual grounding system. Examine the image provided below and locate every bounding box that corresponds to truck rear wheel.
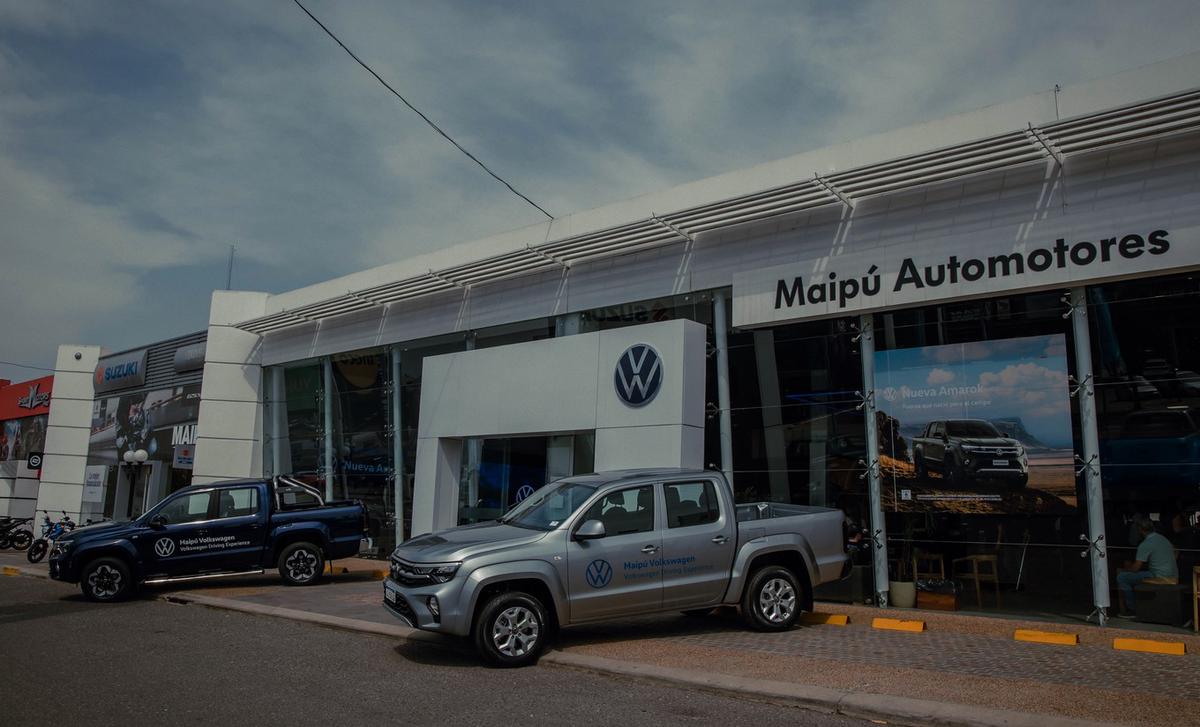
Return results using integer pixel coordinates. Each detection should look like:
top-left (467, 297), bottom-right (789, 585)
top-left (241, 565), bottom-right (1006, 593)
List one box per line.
top-left (81, 557), bottom-right (133, 602)
top-left (741, 566), bottom-right (803, 632)
top-left (474, 591), bottom-right (547, 668)
top-left (278, 542), bottom-right (324, 586)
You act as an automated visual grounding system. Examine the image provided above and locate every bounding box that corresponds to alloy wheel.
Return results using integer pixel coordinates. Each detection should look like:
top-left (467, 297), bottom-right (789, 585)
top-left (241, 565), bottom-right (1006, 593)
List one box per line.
top-left (758, 577), bottom-right (796, 624)
top-left (88, 564), bottom-right (123, 599)
top-left (286, 549), bottom-right (318, 582)
top-left (492, 606), bottom-right (539, 657)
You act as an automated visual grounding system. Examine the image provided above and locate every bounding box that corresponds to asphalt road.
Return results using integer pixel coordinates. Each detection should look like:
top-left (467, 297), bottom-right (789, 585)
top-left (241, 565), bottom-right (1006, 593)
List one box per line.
top-left (0, 576), bottom-right (861, 727)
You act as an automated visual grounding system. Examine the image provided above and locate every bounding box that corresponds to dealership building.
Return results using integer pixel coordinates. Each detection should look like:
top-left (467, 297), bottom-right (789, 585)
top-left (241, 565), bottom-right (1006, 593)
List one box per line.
top-left (0, 374), bottom-right (54, 518)
top-left (38, 54), bottom-right (1200, 622)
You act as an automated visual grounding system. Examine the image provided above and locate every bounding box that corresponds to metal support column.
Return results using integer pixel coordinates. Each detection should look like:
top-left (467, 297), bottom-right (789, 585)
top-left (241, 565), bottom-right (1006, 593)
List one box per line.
top-left (712, 290), bottom-right (735, 486)
top-left (858, 315), bottom-right (890, 606)
top-left (1069, 287), bottom-right (1110, 625)
top-left (269, 367), bottom-right (288, 477)
top-left (464, 333), bottom-right (480, 510)
top-left (390, 346), bottom-right (406, 546)
top-left (322, 356), bottom-right (334, 502)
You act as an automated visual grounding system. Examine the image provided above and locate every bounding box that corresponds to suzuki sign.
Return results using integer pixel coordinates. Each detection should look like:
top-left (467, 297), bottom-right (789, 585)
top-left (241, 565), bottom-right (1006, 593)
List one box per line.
top-left (94, 349), bottom-right (148, 394)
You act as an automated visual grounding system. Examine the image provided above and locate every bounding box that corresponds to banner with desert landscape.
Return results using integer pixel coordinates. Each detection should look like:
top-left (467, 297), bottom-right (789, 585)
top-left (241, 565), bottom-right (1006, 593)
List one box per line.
top-left (873, 334), bottom-right (1077, 514)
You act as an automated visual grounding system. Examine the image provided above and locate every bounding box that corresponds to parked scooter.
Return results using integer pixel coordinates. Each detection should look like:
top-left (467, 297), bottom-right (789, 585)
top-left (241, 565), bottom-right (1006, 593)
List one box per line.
top-left (27, 511), bottom-right (75, 563)
top-left (0, 516), bottom-right (34, 551)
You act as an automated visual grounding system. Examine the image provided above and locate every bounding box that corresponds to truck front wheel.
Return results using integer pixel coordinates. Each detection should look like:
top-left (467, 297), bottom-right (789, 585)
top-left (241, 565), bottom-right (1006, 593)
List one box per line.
top-left (742, 566), bottom-right (803, 631)
top-left (474, 591), bottom-right (548, 668)
top-left (81, 557), bottom-right (133, 602)
top-left (278, 542), bottom-right (324, 586)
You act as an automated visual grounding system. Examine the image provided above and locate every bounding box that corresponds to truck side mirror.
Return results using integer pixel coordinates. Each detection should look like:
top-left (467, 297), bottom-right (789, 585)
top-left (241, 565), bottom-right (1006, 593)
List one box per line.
top-left (148, 516), bottom-right (167, 530)
top-left (574, 519), bottom-right (606, 541)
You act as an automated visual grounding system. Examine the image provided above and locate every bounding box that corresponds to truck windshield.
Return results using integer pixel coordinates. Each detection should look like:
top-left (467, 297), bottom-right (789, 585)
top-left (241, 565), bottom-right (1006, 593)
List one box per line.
top-left (499, 481), bottom-right (597, 531)
top-left (945, 421), bottom-right (1001, 437)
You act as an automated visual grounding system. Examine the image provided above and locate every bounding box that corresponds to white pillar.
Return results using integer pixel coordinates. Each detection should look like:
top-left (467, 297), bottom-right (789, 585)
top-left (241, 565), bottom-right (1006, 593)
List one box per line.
top-left (191, 291), bottom-right (269, 485)
top-left (268, 367), bottom-right (291, 477)
top-left (36, 345), bottom-right (102, 523)
top-left (411, 437), bottom-right (463, 535)
top-left (322, 357), bottom-right (334, 502)
top-left (712, 290), bottom-right (734, 487)
top-left (1069, 286), bottom-right (1111, 623)
top-left (389, 345), bottom-right (406, 545)
top-left (858, 315), bottom-right (890, 607)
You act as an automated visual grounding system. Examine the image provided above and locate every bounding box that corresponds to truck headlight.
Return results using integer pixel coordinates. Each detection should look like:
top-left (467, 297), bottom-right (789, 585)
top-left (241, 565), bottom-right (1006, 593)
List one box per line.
top-left (50, 541), bottom-right (72, 558)
top-left (414, 563), bottom-right (461, 583)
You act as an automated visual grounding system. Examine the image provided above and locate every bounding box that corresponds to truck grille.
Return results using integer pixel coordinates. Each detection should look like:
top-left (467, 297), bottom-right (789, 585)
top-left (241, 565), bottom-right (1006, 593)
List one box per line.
top-left (390, 593), bottom-right (417, 624)
top-left (390, 558), bottom-right (434, 587)
top-left (963, 446), bottom-right (1020, 456)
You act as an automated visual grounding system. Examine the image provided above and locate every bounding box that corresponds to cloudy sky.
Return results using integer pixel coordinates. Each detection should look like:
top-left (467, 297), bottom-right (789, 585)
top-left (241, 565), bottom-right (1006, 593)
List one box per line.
top-left (1, 0), bottom-right (1198, 382)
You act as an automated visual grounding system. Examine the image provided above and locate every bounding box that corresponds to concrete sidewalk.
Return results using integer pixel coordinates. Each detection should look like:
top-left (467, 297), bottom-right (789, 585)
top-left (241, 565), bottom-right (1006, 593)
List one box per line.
top-left (4, 552), bottom-right (1196, 726)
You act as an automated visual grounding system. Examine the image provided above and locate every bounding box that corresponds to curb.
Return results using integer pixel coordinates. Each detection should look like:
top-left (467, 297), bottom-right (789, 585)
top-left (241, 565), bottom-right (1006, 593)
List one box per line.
top-left (2, 564), bottom-right (48, 579)
top-left (162, 589), bottom-right (1122, 727)
top-left (162, 592), bottom-right (446, 645)
top-left (0, 568), bottom-right (1155, 724)
top-left (540, 651), bottom-right (1120, 727)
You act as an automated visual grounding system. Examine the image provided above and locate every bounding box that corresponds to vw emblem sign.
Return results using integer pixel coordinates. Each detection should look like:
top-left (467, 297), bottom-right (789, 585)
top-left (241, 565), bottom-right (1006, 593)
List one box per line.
top-left (614, 343), bottom-right (663, 407)
top-left (515, 484), bottom-right (536, 503)
top-left (585, 559), bottom-right (613, 588)
top-left (154, 538), bottom-right (176, 558)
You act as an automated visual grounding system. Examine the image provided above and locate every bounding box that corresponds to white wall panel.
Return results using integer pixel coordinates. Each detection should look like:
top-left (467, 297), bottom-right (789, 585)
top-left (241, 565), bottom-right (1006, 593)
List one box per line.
top-left (35, 344), bottom-right (101, 522)
top-left (201, 362), bottom-right (263, 403)
top-left (43, 426), bottom-right (90, 458)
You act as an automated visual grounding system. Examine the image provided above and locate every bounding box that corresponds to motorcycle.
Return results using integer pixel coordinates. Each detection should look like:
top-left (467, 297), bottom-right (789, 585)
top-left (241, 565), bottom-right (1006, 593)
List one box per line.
top-left (0, 516), bottom-right (34, 551)
top-left (26, 511), bottom-right (76, 563)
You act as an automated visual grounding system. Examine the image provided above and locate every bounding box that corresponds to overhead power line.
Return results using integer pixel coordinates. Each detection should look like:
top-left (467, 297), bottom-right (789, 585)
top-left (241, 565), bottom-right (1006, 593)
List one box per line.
top-left (0, 359), bottom-right (54, 372)
top-left (291, 0), bottom-right (554, 220)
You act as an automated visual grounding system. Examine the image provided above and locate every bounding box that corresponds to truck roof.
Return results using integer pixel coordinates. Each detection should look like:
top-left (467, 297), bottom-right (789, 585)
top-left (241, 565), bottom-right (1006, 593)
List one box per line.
top-left (169, 477), bottom-right (267, 493)
top-left (569, 468), bottom-right (718, 485)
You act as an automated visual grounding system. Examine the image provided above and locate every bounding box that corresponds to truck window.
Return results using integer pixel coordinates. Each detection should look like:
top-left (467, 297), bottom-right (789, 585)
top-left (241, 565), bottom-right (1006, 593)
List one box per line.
top-left (277, 487), bottom-right (322, 510)
top-left (664, 481), bottom-right (720, 528)
top-left (217, 488), bottom-right (260, 519)
top-left (156, 492), bottom-right (214, 524)
top-left (581, 486), bottom-right (654, 536)
top-left (499, 480), bottom-right (597, 531)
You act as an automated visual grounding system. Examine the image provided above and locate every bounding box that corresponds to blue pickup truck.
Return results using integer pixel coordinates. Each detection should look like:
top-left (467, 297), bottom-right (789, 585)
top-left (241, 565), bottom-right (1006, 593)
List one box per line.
top-left (49, 477), bottom-right (369, 601)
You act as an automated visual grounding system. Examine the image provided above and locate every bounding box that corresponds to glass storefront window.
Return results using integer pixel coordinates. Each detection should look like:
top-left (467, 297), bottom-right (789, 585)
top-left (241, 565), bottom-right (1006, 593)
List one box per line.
top-left (1088, 273), bottom-right (1200, 606)
top-left (330, 348), bottom-right (393, 555)
top-left (264, 360), bottom-right (324, 482)
top-left (457, 433), bottom-right (596, 525)
top-left (725, 317), bottom-right (866, 509)
top-left (871, 292), bottom-right (1094, 617)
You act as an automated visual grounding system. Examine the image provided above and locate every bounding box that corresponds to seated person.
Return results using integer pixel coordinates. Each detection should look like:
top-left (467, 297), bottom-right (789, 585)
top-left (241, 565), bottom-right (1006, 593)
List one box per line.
top-left (1115, 514), bottom-right (1179, 618)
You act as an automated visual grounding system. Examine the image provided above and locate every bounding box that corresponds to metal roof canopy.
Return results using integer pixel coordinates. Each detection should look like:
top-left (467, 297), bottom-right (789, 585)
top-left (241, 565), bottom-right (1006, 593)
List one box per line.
top-left (237, 87), bottom-right (1200, 336)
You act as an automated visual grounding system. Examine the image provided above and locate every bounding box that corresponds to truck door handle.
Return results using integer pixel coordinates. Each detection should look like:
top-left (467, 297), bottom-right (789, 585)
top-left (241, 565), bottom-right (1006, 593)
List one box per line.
top-left (711, 535), bottom-right (728, 544)
top-left (641, 545), bottom-right (658, 554)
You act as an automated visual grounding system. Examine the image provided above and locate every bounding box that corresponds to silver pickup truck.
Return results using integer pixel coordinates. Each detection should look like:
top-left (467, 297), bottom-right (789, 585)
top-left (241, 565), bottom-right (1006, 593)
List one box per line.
top-left (383, 468), bottom-right (849, 666)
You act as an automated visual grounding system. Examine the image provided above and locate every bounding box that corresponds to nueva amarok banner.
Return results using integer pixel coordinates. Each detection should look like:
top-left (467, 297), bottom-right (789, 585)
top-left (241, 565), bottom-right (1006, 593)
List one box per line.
top-left (873, 333), bottom-right (1076, 514)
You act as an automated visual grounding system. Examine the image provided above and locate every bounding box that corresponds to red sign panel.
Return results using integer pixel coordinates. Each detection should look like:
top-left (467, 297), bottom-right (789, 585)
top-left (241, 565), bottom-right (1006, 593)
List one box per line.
top-left (0, 375), bottom-right (54, 420)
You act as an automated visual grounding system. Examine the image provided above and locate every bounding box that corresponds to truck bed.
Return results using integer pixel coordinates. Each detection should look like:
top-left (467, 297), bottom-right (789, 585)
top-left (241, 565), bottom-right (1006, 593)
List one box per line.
top-left (735, 502), bottom-right (836, 522)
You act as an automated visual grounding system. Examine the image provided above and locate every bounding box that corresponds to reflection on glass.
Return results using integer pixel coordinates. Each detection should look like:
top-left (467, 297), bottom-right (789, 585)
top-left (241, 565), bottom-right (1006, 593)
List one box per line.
top-left (1088, 274), bottom-right (1200, 588)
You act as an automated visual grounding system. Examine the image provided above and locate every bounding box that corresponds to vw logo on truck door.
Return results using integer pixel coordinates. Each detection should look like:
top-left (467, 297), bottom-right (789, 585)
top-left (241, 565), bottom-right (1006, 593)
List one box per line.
top-left (154, 538), bottom-right (176, 558)
top-left (614, 343), bottom-right (663, 407)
